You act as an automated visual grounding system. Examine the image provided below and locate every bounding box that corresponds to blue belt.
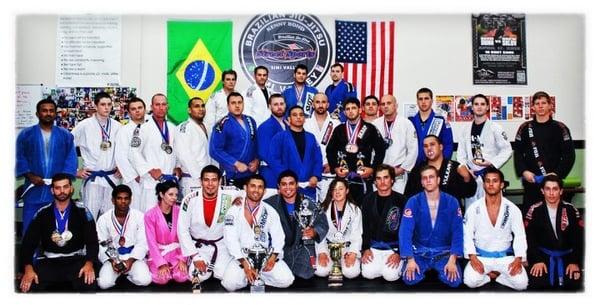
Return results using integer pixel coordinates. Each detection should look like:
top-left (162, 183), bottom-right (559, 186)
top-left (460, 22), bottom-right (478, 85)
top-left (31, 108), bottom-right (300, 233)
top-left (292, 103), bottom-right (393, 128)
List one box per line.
top-left (160, 174), bottom-right (179, 183)
top-left (118, 245), bottom-right (135, 255)
top-left (476, 247), bottom-right (513, 258)
top-left (522, 175), bottom-right (544, 184)
top-left (539, 247), bottom-right (573, 286)
top-left (413, 245), bottom-right (451, 259)
top-left (181, 173), bottom-right (192, 178)
top-left (371, 240), bottom-right (398, 251)
top-left (473, 169), bottom-right (486, 177)
top-left (84, 169), bottom-right (117, 189)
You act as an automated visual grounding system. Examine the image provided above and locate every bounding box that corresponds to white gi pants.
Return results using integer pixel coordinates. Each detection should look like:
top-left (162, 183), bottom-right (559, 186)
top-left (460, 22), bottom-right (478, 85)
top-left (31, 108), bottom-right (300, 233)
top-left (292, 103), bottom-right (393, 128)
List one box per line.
top-left (180, 176), bottom-right (201, 198)
top-left (81, 183), bottom-right (112, 220)
top-left (220, 259), bottom-right (294, 292)
top-left (124, 180), bottom-right (143, 213)
top-left (317, 175), bottom-right (335, 203)
top-left (361, 248), bottom-right (402, 281)
top-left (187, 244), bottom-right (233, 282)
top-left (314, 248), bottom-right (361, 279)
top-left (464, 176), bottom-right (485, 211)
top-left (463, 255), bottom-right (528, 290)
top-left (97, 260), bottom-right (152, 289)
top-left (140, 186), bottom-right (159, 212)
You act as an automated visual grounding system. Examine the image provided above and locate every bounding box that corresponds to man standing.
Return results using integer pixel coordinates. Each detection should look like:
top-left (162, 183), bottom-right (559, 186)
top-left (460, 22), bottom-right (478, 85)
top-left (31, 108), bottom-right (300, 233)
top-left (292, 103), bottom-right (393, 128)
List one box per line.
top-left (525, 175), bottom-right (583, 290)
top-left (72, 92), bottom-right (122, 220)
top-left (269, 106), bottom-right (323, 200)
top-left (174, 97), bottom-right (211, 196)
top-left (264, 170), bottom-right (328, 280)
top-left (457, 94), bottom-right (512, 210)
top-left (399, 166), bottom-right (463, 288)
top-left (130, 93), bottom-right (178, 211)
top-left (514, 91), bottom-right (575, 211)
top-left (282, 64), bottom-right (318, 117)
top-left (244, 66), bottom-right (275, 126)
top-left (96, 184), bottom-right (152, 289)
top-left (16, 98), bottom-right (77, 234)
top-left (178, 165), bottom-right (241, 285)
top-left (324, 63), bottom-right (356, 122)
top-left (221, 175), bottom-right (294, 291)
top-left (205, 69), bottom-right (238, 132)
top-left (463, 168), bottom-right (528, 290)
top-left (257, 93), bottom-right (288, 188)
top-left (209, 92), bottom-right (259, 189)
top-left (409, 87), bottom-right (454, 163)
top-left (304, 93), bottom-right (341, 201)
top-left (361, 165), bottom-right (406, 282)
top-left (19, 174), bottom-right (98, 293)
top-left (114, 97), bottom-right (147, 212)
top-left (372, 94), bottom-right (418, 194)
top-left (362, 95), bottom-right (380, 123)
top-left (326, 97), bottom-right (386, 206)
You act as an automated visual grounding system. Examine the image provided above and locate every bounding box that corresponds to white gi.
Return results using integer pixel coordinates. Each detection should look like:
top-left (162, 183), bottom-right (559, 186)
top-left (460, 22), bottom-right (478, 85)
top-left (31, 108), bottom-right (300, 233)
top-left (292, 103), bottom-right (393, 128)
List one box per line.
top-left (457, 120), bottom-right (512, 210)
top-left (96, 208), bottom-right (152, 289)
top-left (373, 115), bottom-right (418, 194)
top-left (304, 113), bottom-right (341, 201)
top-left (243, 84), bottom-right (274, 126)
top-left (463, 197), bottom-right (528, 290)
top-left (114, 121), bottom-right (144, 211)
top-left (221, 202), bottom-right (294, 291)
top-left (204, 89), bottom-right (230, 135)
top-left (177, 188), bottom-right (241, 282)
top-left (72, 115), bottom-right (121, 220)
top-left (174, 119), bottom-right (211, 197)
top-left (129, 118), bottom-right (177, 211)
top-left (315, 202), bottom-right (362, 279)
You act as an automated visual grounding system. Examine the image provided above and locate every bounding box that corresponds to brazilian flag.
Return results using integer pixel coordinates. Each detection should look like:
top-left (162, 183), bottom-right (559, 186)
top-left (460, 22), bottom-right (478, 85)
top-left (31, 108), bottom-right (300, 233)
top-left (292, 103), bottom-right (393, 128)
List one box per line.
top-left (167, 21), bottom-right (232, 124)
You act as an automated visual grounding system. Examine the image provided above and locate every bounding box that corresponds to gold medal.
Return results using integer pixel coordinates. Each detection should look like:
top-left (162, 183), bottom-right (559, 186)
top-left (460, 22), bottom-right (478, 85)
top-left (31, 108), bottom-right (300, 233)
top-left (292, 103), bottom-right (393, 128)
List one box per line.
top-left (119, 236), bottom-right (126, 246)
top-left (253, 225), bottom-right (262, 236)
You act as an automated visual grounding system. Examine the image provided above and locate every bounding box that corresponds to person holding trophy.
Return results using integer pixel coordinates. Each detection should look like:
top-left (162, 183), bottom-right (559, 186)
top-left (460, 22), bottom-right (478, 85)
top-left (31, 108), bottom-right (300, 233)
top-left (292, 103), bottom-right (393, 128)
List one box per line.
top-left (265, 170), bottom-right (329, 280)
top-left (457, 94), bottom-right (512, 210)
top-left (144, 180), bottom-right (188, 285)
top-left (96, 184), bottom-right (152, 289)
top-left (221, 174), bottom-right (294, 292)
top-left (314, 178), bottom-right (363, 284)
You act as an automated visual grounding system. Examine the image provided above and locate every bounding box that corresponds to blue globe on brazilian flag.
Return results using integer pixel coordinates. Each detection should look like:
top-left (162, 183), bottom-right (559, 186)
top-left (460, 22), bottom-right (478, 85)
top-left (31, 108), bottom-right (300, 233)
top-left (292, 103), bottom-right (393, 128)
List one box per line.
top-left (167, 21), bottom-right (232, 124)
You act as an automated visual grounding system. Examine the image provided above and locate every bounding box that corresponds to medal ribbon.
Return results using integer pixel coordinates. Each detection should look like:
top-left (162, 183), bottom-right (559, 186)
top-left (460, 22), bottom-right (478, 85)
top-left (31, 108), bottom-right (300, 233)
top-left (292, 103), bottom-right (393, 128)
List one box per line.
top-left (53, 204), bottom-right (72, 234)
top-left (345, 120), bottom-right (362, 146)
top-left (332, 202), bottom-right (343, 231)
top-left (152, 116), bottom-right (170, 145)
top-left (384, 117), bottom-right (395, 140)
top-left (96, 116), bottom-right (111, 142)
top-left (246, 200), bottom-right (261, 230)
top-left (295, 84), bottom-right (305, 106)
top-left (111, 211), bottom-right (130, 240)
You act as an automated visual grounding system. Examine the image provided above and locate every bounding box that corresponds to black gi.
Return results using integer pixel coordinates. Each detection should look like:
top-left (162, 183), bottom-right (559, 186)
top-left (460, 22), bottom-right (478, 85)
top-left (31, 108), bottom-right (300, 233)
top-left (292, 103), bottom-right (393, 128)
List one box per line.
top-left (361, 191), bottom-right (406, 252)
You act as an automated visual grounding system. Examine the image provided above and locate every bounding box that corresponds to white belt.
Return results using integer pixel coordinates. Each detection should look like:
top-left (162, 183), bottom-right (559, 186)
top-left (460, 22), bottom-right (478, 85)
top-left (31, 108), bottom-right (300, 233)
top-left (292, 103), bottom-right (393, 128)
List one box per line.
top-left (159, 242), bottom-right (180, 256)
top-left (43, 249), bottom-right (86, 259)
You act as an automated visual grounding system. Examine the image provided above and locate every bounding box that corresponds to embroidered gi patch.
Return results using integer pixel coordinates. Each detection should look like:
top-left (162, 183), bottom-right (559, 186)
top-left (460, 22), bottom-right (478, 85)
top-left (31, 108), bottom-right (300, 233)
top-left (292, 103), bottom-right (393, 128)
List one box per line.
top-left (403, 208), bottom-right (413, 218)
top-left (224, 214), bottom-right (234, 226)
top-left (386, 207), bottom-right (400, 231)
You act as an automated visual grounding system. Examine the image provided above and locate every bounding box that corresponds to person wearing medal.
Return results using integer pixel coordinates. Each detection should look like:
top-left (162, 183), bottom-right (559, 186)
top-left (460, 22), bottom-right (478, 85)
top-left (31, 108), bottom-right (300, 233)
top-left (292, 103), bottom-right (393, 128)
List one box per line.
top-left (457, 94), bottom-right (512, 211)
top-left (96, 184), bottom-right (152, 289)
top-left (324, 63), bottom-right (357, 122)
top-left (221, 174), bottom-right (294, 292)
top-left (19, 173), bottom-right (98, 293)
top-left (362, 95), bottom-right (380, 123)
top-left (257, 93), bottom-right (288, 189)
top-left (144, 180), bottom-right (188, 285)
top-left (304, 93), bottom-right (342, 201)
top-left (514, 91), bottom-right (575, 213)
top-left (114, 97), bottom-right (148, 212)
top-left (72, 91), bottom-right (122, 220)
top-left (326, 97), bottom-right (387, 206)
top-left (16, 98), bottom-right (77, 235)
top-left (314, 178), bottom-right (362, 279)
top-left (174, 97), bottom-right (212, 197)
top-left (282, 64), bottom-right (318, 117)
top-left (204, 69), bottom-right (238, 133)
top-left (408, 87), bottom-right (454, 163)
top-left (209, 92), bottom-right (259, 189)
top-left (130, 93), bottom-right (179, 212)
top-left (372, 94), bottom-right (419, 194)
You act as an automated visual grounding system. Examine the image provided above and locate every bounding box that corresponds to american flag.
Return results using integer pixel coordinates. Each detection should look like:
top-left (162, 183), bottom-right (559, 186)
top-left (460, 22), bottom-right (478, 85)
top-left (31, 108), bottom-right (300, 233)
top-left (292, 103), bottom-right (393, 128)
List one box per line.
top-left (335, 20), bottom-right (395, 101)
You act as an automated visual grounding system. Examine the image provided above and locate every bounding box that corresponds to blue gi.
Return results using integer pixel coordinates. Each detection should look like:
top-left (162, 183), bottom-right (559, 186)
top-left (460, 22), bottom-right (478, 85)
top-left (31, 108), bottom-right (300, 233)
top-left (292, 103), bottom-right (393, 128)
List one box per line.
top-left (409, 112), bottom-right (454, 163)
top-left (325, 79), bottom-right (357, 122)
top-left (282, 84), bottom-right (319, 117)
top-left (209, 113), bottom-right (258, 181)
top-left (257, 116), bottom-right (287, 188)
top-left (399, 191), bottom-right (463, 287)
top-left (16, 125), bottom-right (77, 233)
top-left (268, 130), bottom-right (323, 199)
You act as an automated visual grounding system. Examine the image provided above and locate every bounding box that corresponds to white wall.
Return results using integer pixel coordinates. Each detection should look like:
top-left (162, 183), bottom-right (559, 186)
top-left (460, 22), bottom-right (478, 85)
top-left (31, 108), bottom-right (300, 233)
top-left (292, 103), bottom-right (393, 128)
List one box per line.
top-left (16, 14), bottom-right (585, 140)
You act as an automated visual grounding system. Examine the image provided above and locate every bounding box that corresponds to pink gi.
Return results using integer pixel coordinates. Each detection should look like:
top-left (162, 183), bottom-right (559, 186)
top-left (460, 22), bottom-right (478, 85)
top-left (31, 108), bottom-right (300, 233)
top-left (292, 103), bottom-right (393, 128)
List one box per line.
top-left (144, 205), bottom-right (188, 284)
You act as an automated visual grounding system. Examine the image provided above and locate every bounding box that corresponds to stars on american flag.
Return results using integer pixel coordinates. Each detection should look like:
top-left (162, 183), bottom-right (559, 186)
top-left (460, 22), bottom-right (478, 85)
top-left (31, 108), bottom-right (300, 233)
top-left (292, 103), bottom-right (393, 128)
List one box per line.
top-left (336, 21), bottom-right (367, 63)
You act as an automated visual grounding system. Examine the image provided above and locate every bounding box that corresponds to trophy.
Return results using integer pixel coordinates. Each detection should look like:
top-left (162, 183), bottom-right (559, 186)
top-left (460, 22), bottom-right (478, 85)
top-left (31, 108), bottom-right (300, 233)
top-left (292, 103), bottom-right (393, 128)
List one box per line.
top-left (294, 197), bottom-right (317, 245)
top-left (242, 242), bottom-right (273, 293)
top-left (99, 238), bottom-right (127, 273)
top-left (327, 241), bottom-right (345, 287)
top-left (472, 138), bottom-right (485, 164)
top-left (337, 151), bottom-right (349, 173)
top-left (356, 152), bottom-right (366, 175)
top-left (191, 269), bottom-right (202, 293)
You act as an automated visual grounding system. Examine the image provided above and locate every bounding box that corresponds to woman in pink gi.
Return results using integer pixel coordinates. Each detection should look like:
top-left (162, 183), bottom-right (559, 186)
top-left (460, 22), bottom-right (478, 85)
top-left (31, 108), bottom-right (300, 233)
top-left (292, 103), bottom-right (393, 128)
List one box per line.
top-left (144, 180), bottom-right (188, 284)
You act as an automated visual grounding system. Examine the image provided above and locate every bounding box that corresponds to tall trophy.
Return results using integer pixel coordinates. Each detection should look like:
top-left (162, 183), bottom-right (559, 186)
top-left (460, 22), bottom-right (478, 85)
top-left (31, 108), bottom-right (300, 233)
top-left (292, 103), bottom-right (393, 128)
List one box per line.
top-left (242, 241), bottom-right (272, 293)
top-left (472, 138), bottom-right (485, 164)
top-left (191, 269), bottom-right (202, 293)
top-left (327, 240), bottom-right (345, 287)
top-left (99, 238), bottom-right (127, 273)
top-left (294, 197), bottom-right (317, 245)
top-left (337, 151), bottom-right (349, 173)
top-left (356, 152), bottom-right (366, 176)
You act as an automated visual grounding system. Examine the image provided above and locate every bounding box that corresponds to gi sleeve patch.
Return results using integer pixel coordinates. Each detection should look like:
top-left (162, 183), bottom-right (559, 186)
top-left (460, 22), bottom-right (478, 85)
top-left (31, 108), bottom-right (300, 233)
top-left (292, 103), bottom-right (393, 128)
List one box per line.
top-left (403, 208), bottom-right (413, 218)
top-left (501, 131), bottom-right (508, 141)
top-left (224, 214), bottom-right (234, 226)
top-left (385, 207), bottom-right (400, 231)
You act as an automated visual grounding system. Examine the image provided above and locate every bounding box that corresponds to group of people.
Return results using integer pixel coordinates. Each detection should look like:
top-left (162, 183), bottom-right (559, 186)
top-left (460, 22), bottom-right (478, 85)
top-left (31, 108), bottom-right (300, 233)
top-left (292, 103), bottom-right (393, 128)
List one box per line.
top-left (16, 62), bottom-right (582, 292)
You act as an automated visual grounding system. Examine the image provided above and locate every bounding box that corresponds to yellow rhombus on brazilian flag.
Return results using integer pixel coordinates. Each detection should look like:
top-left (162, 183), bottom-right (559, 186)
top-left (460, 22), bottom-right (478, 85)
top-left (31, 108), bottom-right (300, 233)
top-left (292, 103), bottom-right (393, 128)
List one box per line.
top-left (167, 21), bottom-right (232, 124)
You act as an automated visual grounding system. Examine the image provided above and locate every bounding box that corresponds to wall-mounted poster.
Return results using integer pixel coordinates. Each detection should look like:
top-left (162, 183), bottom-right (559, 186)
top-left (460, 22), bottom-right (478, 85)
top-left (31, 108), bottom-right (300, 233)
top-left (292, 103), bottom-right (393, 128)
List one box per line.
top-left (472, 13), bottom-right (527, 85)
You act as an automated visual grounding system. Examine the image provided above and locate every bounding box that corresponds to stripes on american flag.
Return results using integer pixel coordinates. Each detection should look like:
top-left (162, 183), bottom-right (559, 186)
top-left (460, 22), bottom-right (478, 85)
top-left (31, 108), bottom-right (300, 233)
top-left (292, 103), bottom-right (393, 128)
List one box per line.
top-left (335, 20), bottom-right (395, 101)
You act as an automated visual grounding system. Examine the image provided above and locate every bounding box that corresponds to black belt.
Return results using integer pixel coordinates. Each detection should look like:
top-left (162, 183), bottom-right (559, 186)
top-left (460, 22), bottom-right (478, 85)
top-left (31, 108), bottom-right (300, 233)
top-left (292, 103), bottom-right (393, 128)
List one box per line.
top-left (193, 237), bottom-right (224, 265)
